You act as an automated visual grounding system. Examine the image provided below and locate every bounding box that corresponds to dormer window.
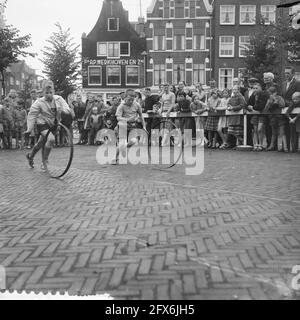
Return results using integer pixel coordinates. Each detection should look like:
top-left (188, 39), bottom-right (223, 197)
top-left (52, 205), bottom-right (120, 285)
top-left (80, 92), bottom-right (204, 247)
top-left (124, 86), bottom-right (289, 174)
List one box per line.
top-left (108, 18), bottom-right (119, 31)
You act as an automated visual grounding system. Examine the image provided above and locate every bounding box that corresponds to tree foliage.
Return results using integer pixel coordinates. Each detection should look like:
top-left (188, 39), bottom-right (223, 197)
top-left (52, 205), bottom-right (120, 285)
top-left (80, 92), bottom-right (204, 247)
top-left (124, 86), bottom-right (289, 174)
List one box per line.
top-left (19, 74), bottom-right (35, 102)
top-left (41, 23), bottom-right (80, 99)
top-left (0, 19), bottom-right (33, 96)
top-left (242, 15), bottom-right (300, 84)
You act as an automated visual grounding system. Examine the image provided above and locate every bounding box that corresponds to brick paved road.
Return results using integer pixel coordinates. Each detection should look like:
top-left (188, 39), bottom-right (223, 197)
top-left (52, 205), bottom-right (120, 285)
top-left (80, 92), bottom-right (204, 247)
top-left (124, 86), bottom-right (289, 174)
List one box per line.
top-left (0, 146), bottom-right (300, 299)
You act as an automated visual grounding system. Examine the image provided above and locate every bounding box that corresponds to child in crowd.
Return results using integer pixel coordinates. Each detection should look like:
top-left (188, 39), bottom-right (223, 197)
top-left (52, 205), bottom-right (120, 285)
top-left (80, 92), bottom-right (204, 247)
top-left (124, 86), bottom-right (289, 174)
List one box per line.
top-left (217, 89), bottom-right (230, 149)
top-left (176, 92), bottom-right (192, 145)
top-left (0, 103), bottom-right (4, 148)
top-left (264, 86), bottom-right (287, 152)
top-left (13, 99), bottom-right (27, 149)
top-left (88, 106), bottom-right (102, 145)
top-left (205, 89), bottom-right (220, 148)
top-left (103, 96), bottom-right (119, 130)
top-left (2, 97), bottom-right (14, 149)
top-left (227, 86), bottom-right (246, 148)
top-left (247, 83), bottom-right (269, 151)
top-left (286, 92), bottom-right (300, 152)
top-left (190, 94), bottom-right (208, 146)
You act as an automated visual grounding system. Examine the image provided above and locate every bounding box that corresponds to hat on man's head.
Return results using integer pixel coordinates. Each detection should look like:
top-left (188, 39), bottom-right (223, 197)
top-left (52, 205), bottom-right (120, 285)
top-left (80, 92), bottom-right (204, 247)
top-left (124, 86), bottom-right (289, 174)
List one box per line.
top-left (248, 77), bottom-right (259, 83)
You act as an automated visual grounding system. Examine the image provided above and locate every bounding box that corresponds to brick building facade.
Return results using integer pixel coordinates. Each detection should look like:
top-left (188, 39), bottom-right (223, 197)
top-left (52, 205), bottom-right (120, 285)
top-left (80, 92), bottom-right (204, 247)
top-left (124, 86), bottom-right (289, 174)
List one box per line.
top-left (1, 61), bottom-right (40, 97)
top-left (81, 0), bottom-right (146, 101)
top-left (212, 0), bottom-right (299, 90)
top-left (145, 0), bottom-right (213, 87)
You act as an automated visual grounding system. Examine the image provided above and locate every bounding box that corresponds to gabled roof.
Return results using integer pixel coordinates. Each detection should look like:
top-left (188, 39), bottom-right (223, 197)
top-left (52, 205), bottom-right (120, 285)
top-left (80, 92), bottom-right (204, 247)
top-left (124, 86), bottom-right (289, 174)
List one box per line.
top-left (147, 0), bottom-right (214, 16)
top-left (6, 61), bottom-right (36, 75)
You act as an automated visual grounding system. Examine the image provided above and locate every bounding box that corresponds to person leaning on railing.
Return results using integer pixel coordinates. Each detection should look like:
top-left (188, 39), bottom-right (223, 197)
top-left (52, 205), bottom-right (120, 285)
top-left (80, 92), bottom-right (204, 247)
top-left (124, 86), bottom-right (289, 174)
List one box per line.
top-left (246, 83), bottom-right (269, 152)
top-left (190, 95), bottom-right (208, 146)
top-left (217, 89), bottom-right (230, 149)
top-left (264, 86), bottom-right (287, 152)
top-left (286, 92), bottom-right (300, 152)
top-left (204, 89), bottom-right (221, 149)
top-left (227, 86), bottom-right (246, 149)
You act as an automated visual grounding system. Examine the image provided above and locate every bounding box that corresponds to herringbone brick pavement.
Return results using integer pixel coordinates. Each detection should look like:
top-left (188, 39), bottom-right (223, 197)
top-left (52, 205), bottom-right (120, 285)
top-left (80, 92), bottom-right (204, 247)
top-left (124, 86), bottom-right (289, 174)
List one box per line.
top-left (0, 147), bottom-right (299, 299)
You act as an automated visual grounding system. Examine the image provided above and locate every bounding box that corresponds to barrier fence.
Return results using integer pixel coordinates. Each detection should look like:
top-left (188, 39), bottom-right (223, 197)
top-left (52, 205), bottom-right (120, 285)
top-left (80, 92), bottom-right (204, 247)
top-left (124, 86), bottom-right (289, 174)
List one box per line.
top-left (142, 107), bottom-right (300, 149)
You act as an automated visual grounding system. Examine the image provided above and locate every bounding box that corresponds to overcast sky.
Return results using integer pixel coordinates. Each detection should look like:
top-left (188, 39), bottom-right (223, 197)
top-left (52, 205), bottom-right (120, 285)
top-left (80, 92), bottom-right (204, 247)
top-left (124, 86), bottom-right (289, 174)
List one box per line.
top-left (4, 0), bottom-right (152, 75)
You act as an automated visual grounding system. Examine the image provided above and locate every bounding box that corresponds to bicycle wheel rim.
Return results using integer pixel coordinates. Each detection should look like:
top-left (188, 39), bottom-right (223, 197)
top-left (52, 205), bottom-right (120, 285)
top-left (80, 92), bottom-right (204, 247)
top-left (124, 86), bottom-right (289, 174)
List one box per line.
top-left (147, 119), bottom-right (183, 170)
top-left (42, 123), bottom-right (74, 178)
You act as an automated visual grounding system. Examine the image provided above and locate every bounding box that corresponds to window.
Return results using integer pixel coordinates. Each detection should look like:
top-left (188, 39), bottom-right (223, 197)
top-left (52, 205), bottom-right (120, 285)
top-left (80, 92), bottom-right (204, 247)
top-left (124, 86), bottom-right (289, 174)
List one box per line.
top-left (120, 42), bottom-right (130, 56)
top-left (16, 80), bottom-right (20, 86)
top-left (148, 23), bottom-right (154, 39)
top-left (173, 64), bottom-right (185, 84)
top-left (185, 1), bottom-right (190, 18)
top-left (166, 58), bottom-right (173, 84)
top-left (193, 35), bottom-right (205, 50)
top-left (154, 35), bottom-right (165, 51)
top-left (220, 5), bottom-right (235, 25)
top-left (88, 66), bottom-right (102, 85)
top-left (97, 42), bottom-right (107, 56)
top-left (154, 64), bottom-right (166, 85)
top-left (166, 24), bottom-right (173, 51)
top-left (174, 35), bottom-right (185, 50)
top-left (219, 36), bottom-right (235, 57)
top-left (126, 66), bottom-right (139, 85)
top-left (10, 77), bottom-right (14, 85)
top-left (108, 18), bottom-right (119, 31)
top-left (186, 23), bottom-right (193, 50)
top-left (166, 27), bottom-right (173, 38)
top-left (185, 58), bottom-right (193, 86)
top-left (239, 36), bottom-right (250, 57)
top-left (107, 66), bottom-right (121, 85)
top-left (219, 68), bottom-right (234, 90)
top-left (107, 42), bottom-right (119, 58)
top-left (186, 27), bottom-right (193, 38)
top-left (158, 0), bottom-right (164, 18)
top-left (261, 5), bottom-right (276, 24)
top-left (170, 0), bottom-right (175, 18)
top-left (196, 1), bottom-right (201, 17)
top-left (240, 5), bottom-right (256, 25)
top-left (193, 64), bottom-right (205, 84)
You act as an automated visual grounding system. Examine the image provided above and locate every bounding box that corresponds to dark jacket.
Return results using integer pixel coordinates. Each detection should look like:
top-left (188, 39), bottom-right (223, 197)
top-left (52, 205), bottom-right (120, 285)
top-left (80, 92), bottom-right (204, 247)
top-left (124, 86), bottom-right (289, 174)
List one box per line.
top-left (282, 78), bottom-right (300, 108)
top-left (143, 94), bottom-right (160, 112)
top-left (248, 91), bottom-right (269, 112)
top-left (177, 99), bottom-right (191, 113)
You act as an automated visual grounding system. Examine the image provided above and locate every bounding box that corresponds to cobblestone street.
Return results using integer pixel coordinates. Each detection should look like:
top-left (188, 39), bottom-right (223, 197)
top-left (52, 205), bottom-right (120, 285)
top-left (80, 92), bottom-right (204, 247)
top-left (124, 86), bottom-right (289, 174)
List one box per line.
top-left (0, 146), bottom-right (300, 299)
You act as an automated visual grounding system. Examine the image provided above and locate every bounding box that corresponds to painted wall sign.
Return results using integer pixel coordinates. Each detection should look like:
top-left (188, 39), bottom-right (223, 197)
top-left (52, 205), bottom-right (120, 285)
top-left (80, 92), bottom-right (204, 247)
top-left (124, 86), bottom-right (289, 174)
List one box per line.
top-left (83, 58), bottom-right (143, 66)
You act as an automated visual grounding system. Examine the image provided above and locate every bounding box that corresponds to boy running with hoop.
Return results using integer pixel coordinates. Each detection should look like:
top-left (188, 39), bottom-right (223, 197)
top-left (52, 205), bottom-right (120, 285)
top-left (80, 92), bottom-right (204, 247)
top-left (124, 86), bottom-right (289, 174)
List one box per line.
top-left (24, 80), bottom-right (73, 169)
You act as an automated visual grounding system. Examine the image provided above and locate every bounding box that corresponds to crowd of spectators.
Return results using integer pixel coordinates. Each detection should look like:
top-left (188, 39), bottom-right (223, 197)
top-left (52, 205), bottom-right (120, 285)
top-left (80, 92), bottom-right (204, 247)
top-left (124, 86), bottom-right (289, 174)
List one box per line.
top-left (1, 66), bottom-right (300, 152)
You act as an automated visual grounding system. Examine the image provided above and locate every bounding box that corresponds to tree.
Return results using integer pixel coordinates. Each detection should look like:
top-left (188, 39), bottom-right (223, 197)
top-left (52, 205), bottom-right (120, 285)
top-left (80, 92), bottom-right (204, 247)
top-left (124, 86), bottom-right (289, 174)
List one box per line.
top-left (242, 15), bottom-right (300, 84)
top-left (19, 74), bottom-right (35, 102)
top-left (242, 21), bottom-right (282, 83)
top-left (0, 9), bottom-right (33, 96)
top-left (41, 23), bottom-right (80, 99)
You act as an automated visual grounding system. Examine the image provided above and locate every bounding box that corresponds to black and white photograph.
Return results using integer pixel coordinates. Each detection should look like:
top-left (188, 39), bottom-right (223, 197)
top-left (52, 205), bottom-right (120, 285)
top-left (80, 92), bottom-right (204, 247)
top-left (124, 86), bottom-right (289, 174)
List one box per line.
top-left (0, 0), bottom-right (300, 302)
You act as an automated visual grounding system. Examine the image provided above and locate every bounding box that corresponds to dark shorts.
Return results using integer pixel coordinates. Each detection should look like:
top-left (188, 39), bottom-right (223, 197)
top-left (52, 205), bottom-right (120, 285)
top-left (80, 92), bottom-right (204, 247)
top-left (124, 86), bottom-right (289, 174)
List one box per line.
top-left (36, 124), bottom-right (55, 135)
